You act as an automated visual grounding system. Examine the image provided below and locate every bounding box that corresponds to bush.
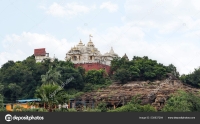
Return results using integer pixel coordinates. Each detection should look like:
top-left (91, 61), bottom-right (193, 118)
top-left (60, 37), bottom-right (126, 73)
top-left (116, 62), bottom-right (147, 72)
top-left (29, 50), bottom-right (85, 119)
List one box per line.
top-left (113, 68), bottom-right (130, 84)
top-left (83, 108), bottom-right (101, 112)
top-left (67, 108), bottom-right (77, 112)
top-left (108, 95), bottom-right (156, 112)
top-left (97, 101), bottom-right (107, 112)
top-left (13, 105), bottom-right (24, 112)
top-left (0, 108), bottom-right (6, 112)
top-left (108, 104), bottom-right (156, 112)
top-left (37, 108), bottom-right (48, 112)
top-left (161, 90), bottom-right (200, 112)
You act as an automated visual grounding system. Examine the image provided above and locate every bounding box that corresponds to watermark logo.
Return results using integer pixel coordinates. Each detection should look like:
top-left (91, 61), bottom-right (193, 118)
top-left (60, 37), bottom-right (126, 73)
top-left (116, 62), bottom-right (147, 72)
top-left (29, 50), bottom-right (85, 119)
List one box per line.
top-left (5, 114), bottom-right (44, 122)
top-left (49, 76), bottom-right (74, 98)
top-left (5, 114), bottom-right (12, 122)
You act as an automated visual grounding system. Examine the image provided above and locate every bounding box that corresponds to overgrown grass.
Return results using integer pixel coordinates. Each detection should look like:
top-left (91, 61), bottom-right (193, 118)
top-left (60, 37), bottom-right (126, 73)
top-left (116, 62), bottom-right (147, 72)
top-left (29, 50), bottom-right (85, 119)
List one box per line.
top-left (83, 79), bottom-right (112, 92)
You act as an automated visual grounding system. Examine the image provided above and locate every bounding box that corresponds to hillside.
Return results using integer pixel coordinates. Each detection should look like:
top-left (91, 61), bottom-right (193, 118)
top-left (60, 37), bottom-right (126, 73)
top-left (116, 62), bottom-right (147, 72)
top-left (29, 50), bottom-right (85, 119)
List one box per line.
top-left (78, 79), bottom-right (200, 111)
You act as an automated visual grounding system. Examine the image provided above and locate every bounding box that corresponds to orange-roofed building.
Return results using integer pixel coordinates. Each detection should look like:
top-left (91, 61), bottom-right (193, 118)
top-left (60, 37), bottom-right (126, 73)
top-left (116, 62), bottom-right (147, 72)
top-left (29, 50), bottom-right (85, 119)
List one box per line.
top-left (34, 48), bottom-right (54, 62)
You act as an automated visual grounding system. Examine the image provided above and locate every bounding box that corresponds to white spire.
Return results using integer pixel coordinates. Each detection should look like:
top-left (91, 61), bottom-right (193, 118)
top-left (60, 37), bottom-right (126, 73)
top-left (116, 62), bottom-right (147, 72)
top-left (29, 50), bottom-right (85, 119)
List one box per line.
top-left (109, 47), bottom-right (114, 54)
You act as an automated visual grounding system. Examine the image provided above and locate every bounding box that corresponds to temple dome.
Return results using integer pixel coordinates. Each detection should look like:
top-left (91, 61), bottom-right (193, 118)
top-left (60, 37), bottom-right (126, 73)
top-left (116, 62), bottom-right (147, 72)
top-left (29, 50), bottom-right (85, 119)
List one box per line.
top-left (87, 38), bottom-right (94, 47)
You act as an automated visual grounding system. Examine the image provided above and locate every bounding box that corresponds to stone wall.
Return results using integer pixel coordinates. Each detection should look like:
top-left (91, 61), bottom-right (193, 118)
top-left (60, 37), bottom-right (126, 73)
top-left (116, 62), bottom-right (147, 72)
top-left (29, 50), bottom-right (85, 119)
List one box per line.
top-left (74, 63), bottom-right (111, 74)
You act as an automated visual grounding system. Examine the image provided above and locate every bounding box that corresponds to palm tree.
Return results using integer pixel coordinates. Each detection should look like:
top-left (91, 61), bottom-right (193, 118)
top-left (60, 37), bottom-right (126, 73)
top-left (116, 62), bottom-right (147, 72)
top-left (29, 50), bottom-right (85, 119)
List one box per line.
top-left (41, 66), bottom-right (62, 85)
top-left (35, 84), bottom-right (61, 112)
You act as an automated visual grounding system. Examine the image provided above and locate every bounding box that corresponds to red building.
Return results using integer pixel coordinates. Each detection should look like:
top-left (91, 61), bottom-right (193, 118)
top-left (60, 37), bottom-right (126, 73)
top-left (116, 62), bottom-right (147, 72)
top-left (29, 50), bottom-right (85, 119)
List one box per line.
top-left (74, 62), bottom-right (111, 74)
top-left (34, 48), bottom-right (46, 56)
top-left (34, 48), bottom-right (51, 62)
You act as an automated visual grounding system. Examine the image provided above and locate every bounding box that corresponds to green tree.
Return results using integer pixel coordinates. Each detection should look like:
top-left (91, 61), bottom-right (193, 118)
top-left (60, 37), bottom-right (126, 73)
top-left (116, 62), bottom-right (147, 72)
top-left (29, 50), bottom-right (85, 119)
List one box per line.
top-left (35, 84), bottom-right (66, 112)
top-left (180, 67), bottom-right (200, 87)
top-left (41, 66), bottom-right (62, 85)
top-left (4, 83), bottom-right (22, 102)
top-left (113, 68), bottom-right (130, 83)
top-left (167, 64), bottom-right (180, 78)
top-left (85, 69), bottom-right (106, 84)
top-left (97, 101), bottom-right (107, 112)
top-left (0, 83), bottom-right (4, 111)
top-left (111, 56), bottom-right (176, 81)
top-left (162, 90), bottom-right (200, 112)
top-left (56, 67), bottom-right (83, 90)
top-left (129, 65), bottom-right (140, 80)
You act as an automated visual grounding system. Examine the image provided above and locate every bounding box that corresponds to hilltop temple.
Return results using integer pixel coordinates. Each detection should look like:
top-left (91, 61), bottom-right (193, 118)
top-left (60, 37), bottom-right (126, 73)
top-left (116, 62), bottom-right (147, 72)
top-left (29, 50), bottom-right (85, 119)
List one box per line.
top-left (65, 35), bottom-right (119, 74)
top-left (33, 35), bottom-right (128, 74)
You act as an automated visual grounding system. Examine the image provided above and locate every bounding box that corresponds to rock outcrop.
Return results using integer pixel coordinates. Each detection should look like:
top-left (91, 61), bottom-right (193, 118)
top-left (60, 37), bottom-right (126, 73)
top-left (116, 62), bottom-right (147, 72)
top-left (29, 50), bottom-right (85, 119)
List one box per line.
top-left (78, 80), bottom-right (200, 111)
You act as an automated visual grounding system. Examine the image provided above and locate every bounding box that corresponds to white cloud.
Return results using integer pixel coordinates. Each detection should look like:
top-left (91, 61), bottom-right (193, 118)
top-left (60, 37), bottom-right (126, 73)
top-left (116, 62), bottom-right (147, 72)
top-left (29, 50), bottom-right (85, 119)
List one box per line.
top-left (123, 0), bottom-right (200, 34)
top-left (1, 0), bottom-right (200, 76)
top-left (0, 32), bottom-right (75, 67)
top-left (100, 1), bottom-right (118, 13)
top-left (41, 2), bottom-right (96, 17)
top-left (76, 20), bottom-right (200, 75)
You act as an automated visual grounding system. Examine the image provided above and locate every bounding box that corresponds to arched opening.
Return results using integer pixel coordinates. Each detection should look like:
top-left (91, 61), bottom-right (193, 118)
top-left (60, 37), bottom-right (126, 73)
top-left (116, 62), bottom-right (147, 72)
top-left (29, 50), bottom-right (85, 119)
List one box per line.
top-left (72, 56), bottom-right (77, 61)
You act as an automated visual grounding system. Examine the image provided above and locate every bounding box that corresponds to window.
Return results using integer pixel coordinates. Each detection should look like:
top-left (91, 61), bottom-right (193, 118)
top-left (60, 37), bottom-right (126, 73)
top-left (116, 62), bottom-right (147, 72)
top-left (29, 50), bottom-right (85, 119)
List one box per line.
top-left (73, 56), bottom-right (77, 61)
top-left (90, 56), bottom-right (92, 60)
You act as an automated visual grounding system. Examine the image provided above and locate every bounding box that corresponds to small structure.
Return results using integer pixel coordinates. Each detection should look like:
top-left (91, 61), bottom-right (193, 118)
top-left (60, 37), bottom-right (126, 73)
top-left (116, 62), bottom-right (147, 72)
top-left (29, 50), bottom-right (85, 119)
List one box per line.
top-left (122, 53), bottom-right (129, 61)
top-left (34, 48), bottom-right (54, 62)
top-left (6, 99), bottom-right (41, 112)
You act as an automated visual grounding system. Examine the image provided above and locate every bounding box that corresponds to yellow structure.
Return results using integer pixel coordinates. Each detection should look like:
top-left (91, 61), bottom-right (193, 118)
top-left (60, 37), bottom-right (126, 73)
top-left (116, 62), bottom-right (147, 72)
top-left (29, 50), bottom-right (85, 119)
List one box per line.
top-left (6, 103), bottom-right (39, 112)
top-left (6, 99), bottom-right (41, 112)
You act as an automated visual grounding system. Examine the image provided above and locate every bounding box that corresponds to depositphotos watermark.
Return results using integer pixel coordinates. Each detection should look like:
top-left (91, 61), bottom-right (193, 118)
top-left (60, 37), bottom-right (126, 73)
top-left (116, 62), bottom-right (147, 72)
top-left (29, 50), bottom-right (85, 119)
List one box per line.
top-left (49, 76), bottom-right (74, 98)
top-left (5, 114), bottom-right (44, 122)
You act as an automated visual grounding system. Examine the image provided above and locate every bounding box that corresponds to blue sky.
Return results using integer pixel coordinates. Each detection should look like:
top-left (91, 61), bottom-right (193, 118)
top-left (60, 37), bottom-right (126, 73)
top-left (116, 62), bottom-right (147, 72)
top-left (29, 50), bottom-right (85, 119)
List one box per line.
top-left (1, 0), bottom-right (200, 75)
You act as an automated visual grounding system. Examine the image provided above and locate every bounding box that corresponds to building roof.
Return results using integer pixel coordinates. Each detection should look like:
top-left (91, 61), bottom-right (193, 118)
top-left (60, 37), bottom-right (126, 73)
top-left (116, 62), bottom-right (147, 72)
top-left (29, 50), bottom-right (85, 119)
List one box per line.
top-left (16, 99), bottom-right (41, 103)
top-left (122, 53), bottom-right (129, 60)
top-left (34, 48), bottom-right (46, 56)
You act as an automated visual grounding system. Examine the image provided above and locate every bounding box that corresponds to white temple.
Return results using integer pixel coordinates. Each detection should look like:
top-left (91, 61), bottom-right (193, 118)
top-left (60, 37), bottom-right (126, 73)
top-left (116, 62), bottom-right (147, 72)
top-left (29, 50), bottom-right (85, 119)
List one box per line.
top-left (65, 36), bottom-right (118, 66)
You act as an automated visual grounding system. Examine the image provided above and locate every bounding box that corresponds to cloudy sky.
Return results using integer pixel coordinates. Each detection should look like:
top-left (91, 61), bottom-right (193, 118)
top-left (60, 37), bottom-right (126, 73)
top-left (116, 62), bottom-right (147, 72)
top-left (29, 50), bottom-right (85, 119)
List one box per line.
top-left (1, 0), bottom-right (200, 75)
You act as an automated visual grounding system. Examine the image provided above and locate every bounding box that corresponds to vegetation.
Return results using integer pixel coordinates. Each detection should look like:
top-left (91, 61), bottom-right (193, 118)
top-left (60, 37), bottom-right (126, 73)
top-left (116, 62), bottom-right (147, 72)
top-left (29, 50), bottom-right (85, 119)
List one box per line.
top-left (0, 55), bottom-right (111, 103)
top-left (0, 83), bottom-right (5, 111)
top-left (111, 56), bottom-right (179, 83)
top-left (180, 68), bottom-right (200, 88)
top-left (108, 95), bottom-right (157, 112)
top-left (0, 54), bottom-right (200, 112)
top-left (161, 90), bottom-right (200, 112)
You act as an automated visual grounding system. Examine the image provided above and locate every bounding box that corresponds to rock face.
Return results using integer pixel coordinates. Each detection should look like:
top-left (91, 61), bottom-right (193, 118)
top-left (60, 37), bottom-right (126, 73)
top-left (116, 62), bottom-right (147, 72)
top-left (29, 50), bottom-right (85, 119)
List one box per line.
top-left (78, 80), bottom-right (200, 111)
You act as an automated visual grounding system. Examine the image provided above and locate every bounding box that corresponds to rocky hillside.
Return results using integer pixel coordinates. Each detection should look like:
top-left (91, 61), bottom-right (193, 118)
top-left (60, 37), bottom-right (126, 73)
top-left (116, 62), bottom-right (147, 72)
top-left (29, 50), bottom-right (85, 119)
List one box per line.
top-left (79, 79), bottom-right (200, 111)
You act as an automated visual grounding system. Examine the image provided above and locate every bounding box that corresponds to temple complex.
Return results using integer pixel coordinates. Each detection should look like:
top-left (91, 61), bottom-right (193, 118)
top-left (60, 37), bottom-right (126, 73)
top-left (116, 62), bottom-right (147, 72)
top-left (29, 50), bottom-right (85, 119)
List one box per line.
top-left (65, 35), bottom-right (118, 66)
top-left (65, 35), bottom-right (119, 74)
top-left (34, 35), bottom-right (126, 74)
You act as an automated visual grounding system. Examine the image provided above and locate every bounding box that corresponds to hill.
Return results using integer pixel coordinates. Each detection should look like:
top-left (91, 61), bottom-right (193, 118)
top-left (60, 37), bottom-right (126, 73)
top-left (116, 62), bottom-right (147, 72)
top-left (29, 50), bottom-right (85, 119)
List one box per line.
top-left (78, 79), bottom-right (200, 111)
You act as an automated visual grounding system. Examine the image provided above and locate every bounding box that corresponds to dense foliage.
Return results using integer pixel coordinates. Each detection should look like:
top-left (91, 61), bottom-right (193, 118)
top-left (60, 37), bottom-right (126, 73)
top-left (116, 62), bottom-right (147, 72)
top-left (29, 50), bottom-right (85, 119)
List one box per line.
top-left (0, 55), bottom-right (110, 103)
top-left (108, 95), bottom-right (157, 112)
top-left (111, 56), bottom-right (179, 83)
top-left (161, 90), bottom-right (200, 112)
top-left (180, 68), bottom-right (200, 88)
top-left (0, 54), bottom-right (200, 112)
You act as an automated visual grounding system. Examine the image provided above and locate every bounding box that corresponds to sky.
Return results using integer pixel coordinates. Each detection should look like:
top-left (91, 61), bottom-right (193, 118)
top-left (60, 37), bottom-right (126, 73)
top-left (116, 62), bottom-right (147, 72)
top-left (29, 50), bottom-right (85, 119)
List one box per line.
top-left (1, 0), bottom-right (200, 75)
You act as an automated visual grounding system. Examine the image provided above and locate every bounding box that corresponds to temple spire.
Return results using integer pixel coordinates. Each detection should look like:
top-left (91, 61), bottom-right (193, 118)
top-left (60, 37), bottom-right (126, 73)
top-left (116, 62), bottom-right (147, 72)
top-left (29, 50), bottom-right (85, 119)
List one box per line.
top-left (109, 47), bottom-right (114, 54)
top-left (89, 34), bottom-right (93, 42)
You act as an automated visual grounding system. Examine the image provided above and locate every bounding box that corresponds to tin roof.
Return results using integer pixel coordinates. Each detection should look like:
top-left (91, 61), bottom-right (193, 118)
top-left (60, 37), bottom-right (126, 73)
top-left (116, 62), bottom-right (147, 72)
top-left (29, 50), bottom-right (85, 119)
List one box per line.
top-left (16, 99), bottom-right (41, 103)
top-left (34, 48), bottom-right (46, 56)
